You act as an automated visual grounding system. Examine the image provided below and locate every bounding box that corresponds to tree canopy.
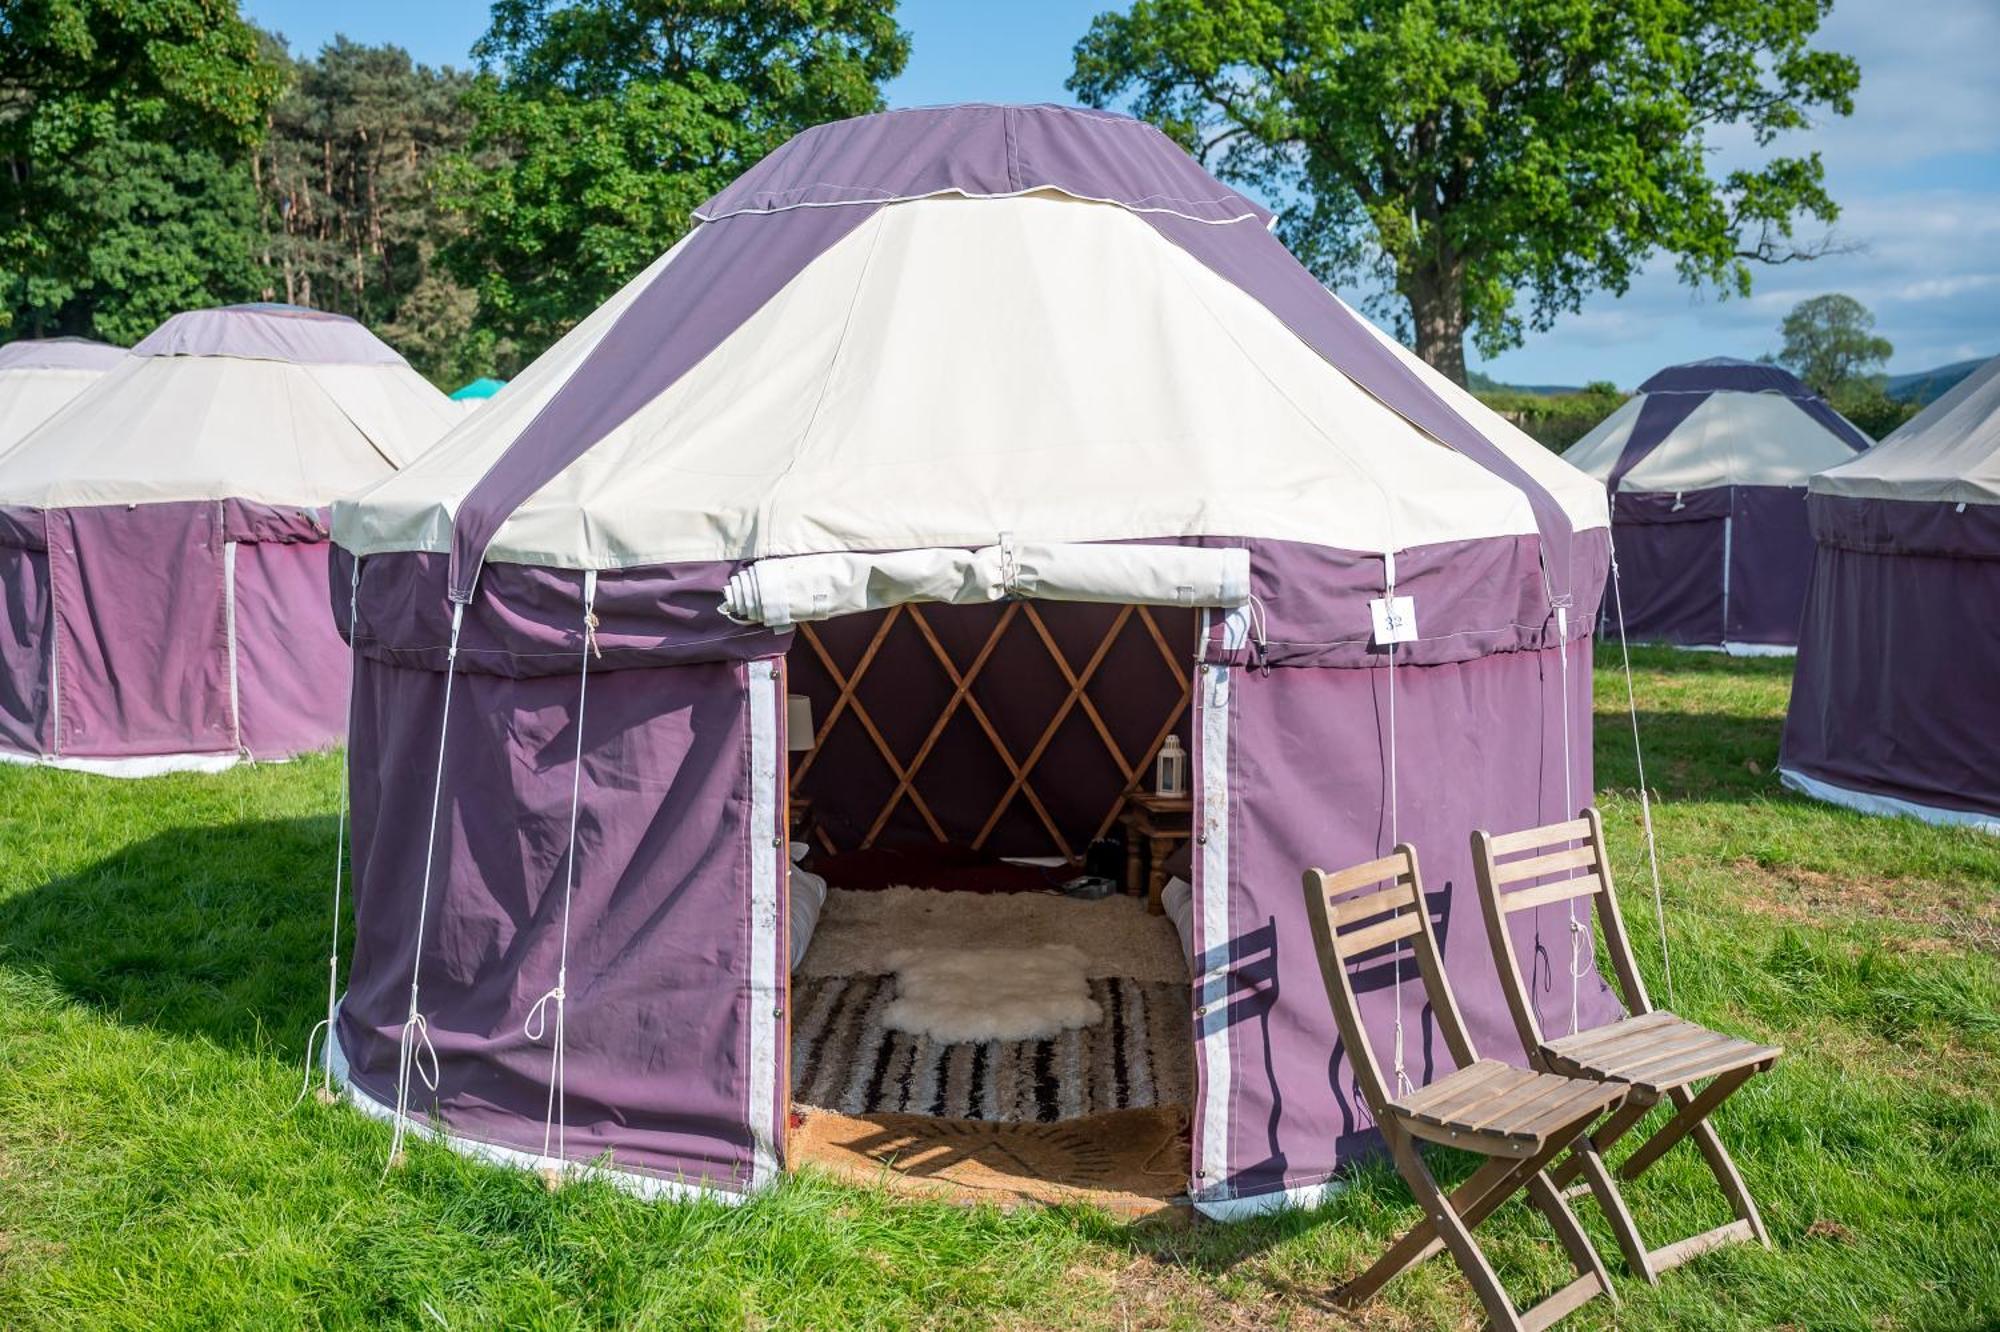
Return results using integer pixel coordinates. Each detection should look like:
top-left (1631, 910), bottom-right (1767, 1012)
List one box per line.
top-left (441, 0), bottom-right (911, 367)
top-left (0, 0), bottom-right (284, 335)
top-left (253, 37), bottom-right (483, 383)
top-left (1069, 0), bottom-right (1861, 384)
top-left (1776, 292), bottom-right (1893, 395)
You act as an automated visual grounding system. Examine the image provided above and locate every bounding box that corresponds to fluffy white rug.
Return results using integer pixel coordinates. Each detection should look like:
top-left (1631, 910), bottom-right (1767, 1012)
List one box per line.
top-left (796, 886), bottom-right (1189, 983)
top-left (880, 943), bottom-right (1103, 1043)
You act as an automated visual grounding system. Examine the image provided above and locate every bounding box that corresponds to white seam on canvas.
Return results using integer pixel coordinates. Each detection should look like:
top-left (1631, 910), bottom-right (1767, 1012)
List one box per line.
top-left (745, 659), bottom-right (783, 1189)
top-left (223, 538), bottom-right (242, 753)
top-left (1193, 604), bottom-right (1247, 1200)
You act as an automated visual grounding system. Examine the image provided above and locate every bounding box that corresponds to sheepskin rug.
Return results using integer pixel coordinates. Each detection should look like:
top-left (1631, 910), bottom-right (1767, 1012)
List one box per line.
top-left (796, 886), bottom-right (1189, 983)
top-left (879, 943), bottom-right (1101, 1044)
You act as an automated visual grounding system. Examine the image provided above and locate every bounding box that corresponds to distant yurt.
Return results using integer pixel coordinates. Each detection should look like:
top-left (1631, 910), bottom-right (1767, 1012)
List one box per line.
top-left (0, 304), bottom-right (458, 774)
top-left (1564, 359), bottom-right (1870, 652)
top-left (1781, 354), bottom-right (2000, 831)
top-left (0, 338), bottom-right (124, 453)
top-left (449, 378), bottom-right (506, 417)
top-left (323, 105), bottom-right (1622, 1216)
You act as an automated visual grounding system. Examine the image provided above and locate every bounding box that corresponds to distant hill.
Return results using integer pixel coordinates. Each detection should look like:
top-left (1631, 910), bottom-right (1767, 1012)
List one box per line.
top-left (1467, 370), bottom-right (1591, 397)
top-left (1884, 358), bottom-right (1991, 406)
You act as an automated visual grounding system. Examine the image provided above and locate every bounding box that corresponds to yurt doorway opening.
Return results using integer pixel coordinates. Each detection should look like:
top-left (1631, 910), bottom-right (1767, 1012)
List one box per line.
top-left (781, 598), bottom-right (1199, 1210)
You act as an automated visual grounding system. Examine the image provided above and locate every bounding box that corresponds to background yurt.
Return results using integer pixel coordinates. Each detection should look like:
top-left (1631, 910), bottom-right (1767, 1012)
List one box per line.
top-left (321, 104), bottom-right (1623, 1217)
top-left (1564, 359), bottom-right (1871, 653)
top-left (0, 338), bottom-right (124, 453)
top-left (0, 304), bottom-right (459, 774)
top-left (1781, 354), bottom-right (2000, 832)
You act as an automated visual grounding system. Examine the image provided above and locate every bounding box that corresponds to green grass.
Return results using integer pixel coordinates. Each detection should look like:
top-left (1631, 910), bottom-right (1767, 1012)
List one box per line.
top-left (1, 647), bottom-right (1995, 1329)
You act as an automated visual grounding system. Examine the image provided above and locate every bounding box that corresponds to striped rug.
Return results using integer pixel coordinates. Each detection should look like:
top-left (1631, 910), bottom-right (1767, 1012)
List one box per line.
top-left (791, 973), bottom-right (1193, 1123)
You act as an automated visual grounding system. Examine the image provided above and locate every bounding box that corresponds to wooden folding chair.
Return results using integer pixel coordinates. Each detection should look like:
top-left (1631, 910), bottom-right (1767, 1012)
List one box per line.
top-left (1471, 809), bottom-right (1781, 1284)
top-left (1302, 846), bottom-right (1625, 1332)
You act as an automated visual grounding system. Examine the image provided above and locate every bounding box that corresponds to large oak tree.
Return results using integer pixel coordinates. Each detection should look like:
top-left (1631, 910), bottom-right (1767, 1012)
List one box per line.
top-left (1069, 0), bottom-right (1861, 383)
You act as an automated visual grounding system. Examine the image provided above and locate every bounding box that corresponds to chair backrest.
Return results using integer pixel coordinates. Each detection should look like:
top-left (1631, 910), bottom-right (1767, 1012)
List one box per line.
top-left (1301, 845), bottom-right (1479, 1115)
top-left (1470, 807), bottom-right (1655, 1055)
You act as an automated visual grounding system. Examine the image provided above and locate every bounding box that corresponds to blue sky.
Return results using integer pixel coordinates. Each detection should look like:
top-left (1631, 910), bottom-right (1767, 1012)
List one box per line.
top-left (245, 0), bottom-right (2000, 387)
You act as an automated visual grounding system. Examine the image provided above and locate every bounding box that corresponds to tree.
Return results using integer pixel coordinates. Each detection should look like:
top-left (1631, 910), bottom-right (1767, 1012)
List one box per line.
top-left (1069, 1), bottom-right (1860, 385)
top-left (251, 35), bottom-right (486, 383)
top-left (1775, 293), bottom-right (1892, 396)
top-left (0, 0), bottom-right (283, 336)
top-left (442, 0), bottom-right (910, 367)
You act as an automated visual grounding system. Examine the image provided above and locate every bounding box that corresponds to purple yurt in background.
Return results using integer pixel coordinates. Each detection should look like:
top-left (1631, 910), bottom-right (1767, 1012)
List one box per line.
top-left (0, 305), bottom-right (458, 775)
top-left (323, 104), bottom-right (1624, 1217)
top-left (1564, 359), bottom-right (1871, 654)
top-left (1781, 354), bottom-right (2000, 832)
top-left (0, 338), bottom-right (124, 453)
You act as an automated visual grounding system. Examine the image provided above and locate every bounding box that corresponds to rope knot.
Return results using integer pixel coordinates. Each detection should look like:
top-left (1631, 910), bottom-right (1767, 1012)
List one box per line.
top-left (524, 984), bottom-right (567, 1042)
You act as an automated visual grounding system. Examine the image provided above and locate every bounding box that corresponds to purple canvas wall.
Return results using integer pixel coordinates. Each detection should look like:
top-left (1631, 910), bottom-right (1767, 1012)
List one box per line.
top-left (0, 509), bottom-right (51, 753)
top-left (1782, 495), bottom-right (2000, 819)
top-left (332, 527), bottom-right (1611, 1204)
top-left (336, 649), bottom-right (774, 1188)
top-left (0, 499), bottom-right (350, 766)
top-left (1191, 628), bottom-right (1620, 1206)
top-left (1605, 485), bottom-right (1814, 647)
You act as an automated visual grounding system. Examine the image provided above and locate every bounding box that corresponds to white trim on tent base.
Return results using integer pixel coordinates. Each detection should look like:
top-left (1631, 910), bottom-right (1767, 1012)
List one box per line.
top-left (1688, 642), bottom-right (1797, 659)
top-left (0, 747), bottom-right (242, 778)
top-left (327, 1020), bottom-right (749, 1205)
top-left (1194, 1179), bottom-right (1346, 1221)
top-left (1779, 768), bottom-right (2000, 835)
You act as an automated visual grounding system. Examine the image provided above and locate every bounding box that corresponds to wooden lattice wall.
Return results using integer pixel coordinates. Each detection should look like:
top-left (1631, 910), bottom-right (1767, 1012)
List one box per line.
top-left (786, 600), bottom-right (1195, 861)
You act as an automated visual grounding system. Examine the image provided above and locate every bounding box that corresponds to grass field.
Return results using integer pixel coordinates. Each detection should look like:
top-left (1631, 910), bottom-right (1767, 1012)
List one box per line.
top-left (1, 648), bottom-right (1995, 1329)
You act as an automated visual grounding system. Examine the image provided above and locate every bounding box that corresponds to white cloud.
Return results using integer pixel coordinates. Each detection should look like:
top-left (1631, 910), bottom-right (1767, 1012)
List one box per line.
top-left (1478, 3), bottom-right (2000, 386)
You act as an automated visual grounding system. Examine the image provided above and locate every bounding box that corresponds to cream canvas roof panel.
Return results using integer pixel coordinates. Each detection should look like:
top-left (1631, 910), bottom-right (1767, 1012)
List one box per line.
top-left (338, 195), bottom-right (1605, 567)
top-left (1813, 355), bottom-right (2000, 504)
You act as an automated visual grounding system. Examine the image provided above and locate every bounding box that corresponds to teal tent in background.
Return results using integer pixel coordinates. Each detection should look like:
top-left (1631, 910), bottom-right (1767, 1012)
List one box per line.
top-left (450, 377), bottom-right (506, 400)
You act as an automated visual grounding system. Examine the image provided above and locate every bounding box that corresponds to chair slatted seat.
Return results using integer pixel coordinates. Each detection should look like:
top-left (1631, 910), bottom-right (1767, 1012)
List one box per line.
top-left (1302, 845), bottom-right (1624, 1332)
top-left (1472, 808), bottom-right (1782, 1286)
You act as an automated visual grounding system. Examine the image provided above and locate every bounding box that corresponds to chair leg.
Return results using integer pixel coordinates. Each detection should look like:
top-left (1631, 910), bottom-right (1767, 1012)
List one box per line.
top-left (1569, 1139), bottom-right (1658, 1284)
top-left (1525, 1169), bottom-right (1620, 1307)
top-left (1548, 1097), bottom-right (1650, 1190)
top-left (1337, 1152), bottom-right (1521, 1308)
top-left (1619, 1066), bottom-right (1755, 1182)
top-left (1386, 1134), bottom-right (1531, 1332)
top-left (1687, 1112), bottom-right (1772, 1248)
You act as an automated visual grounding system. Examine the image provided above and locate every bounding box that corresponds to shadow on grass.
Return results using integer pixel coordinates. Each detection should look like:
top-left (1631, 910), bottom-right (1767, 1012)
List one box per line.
top-left (0, 815), bottom-right (337, 1054)
top-left (1594, 709), bottom-right (1796, 802)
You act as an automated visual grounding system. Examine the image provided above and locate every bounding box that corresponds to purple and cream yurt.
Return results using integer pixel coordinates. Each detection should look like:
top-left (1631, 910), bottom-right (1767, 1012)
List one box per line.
top-left (0, 304), bottom-right (458, 775)
top-left (0, 338), bottom-right (124, 453)
top-left (1564, 359), bottom-right (1871, 653)
top-left (1781, 355), bottom-right (2000, 832)
top-left (324, 105), bottom-right (1624, 1216)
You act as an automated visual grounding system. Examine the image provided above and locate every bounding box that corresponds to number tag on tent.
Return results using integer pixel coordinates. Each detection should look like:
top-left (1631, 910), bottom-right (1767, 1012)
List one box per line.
top-left (1371, 595), bottom-right (1417, 645)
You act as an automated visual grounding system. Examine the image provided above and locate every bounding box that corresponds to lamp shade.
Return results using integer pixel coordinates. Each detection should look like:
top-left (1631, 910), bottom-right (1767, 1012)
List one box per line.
top-left (787, 694), bottom-right (815, 752)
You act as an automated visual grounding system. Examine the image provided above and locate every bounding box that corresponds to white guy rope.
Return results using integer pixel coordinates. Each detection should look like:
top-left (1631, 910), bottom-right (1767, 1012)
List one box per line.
top-left (1608, 538), bottom-right (1674, 1006)
top-left (525, 571), bottom-right (599, 1175)
top-left (296, 557), bottom-right (361, 1110)
top-left (386, 599), bottom-right (465, 1172)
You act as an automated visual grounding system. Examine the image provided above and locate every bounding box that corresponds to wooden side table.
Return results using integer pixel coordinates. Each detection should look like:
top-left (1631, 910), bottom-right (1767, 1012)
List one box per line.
top-left (1119, 792), bottom-right (1192, 915)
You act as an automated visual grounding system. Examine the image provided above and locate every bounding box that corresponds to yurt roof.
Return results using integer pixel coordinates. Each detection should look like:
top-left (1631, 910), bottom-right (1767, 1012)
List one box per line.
top-left (0, 306), bottom-right (458, 510)
top-left (1812, 355), bottom-right (2000, 505)
top-left (335, 104), bottom-right (1605, 591)
top-left (0, 337), bottom-right (126, 373)
top-left (0, 338), bottom-right (125, 456)
top-left (1564, 357), bottom-right (1870, 493)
